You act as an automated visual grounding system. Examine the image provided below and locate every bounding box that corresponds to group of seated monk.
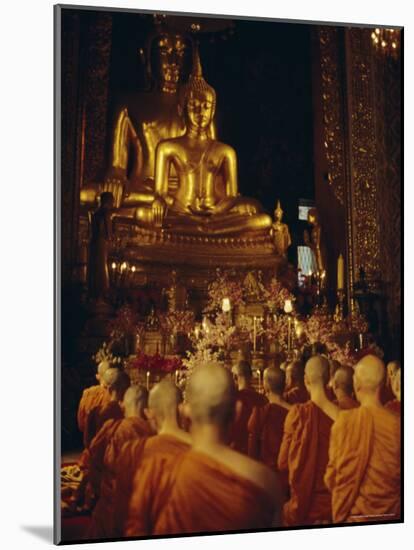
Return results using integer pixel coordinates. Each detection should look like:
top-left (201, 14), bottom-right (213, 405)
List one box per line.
top-left (69, 351), bottom-right (401, 540)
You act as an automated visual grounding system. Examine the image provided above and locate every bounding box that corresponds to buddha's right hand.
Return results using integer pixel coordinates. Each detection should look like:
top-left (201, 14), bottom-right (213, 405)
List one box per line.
top-left (152, 197), bottom-right (166, 227)
top-left (102, 177), bottom-right (125, 208)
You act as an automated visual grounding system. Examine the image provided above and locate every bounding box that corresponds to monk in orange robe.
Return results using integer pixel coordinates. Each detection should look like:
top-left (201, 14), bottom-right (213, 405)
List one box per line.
top-left (332, 366), bottom-right (359, 410)
top-left (248, 366), bottom-right (290, 500)
top-left (283, 361), bottom-right (309, 405)
top-left (381, 360), bottom-right (400, 404)
top-left (325, 355), bottom-right (400, 523)
top-left (83, 368), bottom-right (130, 448)
top-left (385, 367), bottom-right (401, 416)
top-left (153, 364), bottom-right (281, 535)
top-left (87, 385), bottom-right (153, 539)
top-left (278, 355), bottom-right (339, 526)
top-left (77, 360), bottom-right (111, 439)
top-left (123, 379), bottom-right (191, 537)
top-left (326, 359), bottom-right (341, 401)
top-left (230, 360), bottom-right (267, 454)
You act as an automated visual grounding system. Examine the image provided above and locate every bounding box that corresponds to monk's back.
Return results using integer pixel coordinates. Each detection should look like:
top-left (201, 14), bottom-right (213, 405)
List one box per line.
top-left (352, 407), bottom-right (400, 520)
top-left (249, 403), bottom-right (288, 469)
top-left (155, 449), bottom-right (277, 535)
top-left (231, 388), bottom-right (268, 453)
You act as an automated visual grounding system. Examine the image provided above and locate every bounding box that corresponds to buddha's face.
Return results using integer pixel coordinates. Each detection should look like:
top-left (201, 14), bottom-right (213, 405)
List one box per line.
top-left (156, 34), bottom-right (186, 86)
top-left (186, 89), bottom-right (215, 129)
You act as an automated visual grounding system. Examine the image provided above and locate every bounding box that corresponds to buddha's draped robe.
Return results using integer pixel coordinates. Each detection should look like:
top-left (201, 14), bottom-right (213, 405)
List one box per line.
top-left (385, 400), bottom-right (401, 416)
top-left (124, 434), bottom-right (191, 537)
top-left (87, 417), bottom-right (153, 539)
top-left (283, 386), bottom-right (309, 405)
top-left (278, 401), bottom-right (333, 526)
top-left (230, 388), bottom-right (267, 454)
top-left (325, 406), bottom-right (400, 523)
top-left (77, 385), bottom-right (110, 440)
top-left (334, 395), bottom-right (359, 410)
top-left (153, 450), bottom-right (277, 535)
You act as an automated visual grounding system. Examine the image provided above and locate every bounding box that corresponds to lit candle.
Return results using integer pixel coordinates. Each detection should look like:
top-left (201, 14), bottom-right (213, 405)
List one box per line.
top-left (194, 325), bottom-right (200, 340)
top-left (175, 370), bottom-right (179, 386)
top-left (146, 371), bottom-right (150, 390)
top-left (359, 333), bottom-right (364, 350)
top-left (222, 297), bottom-right (231, 313)
top-left (284, 299), bottom-right (293, 314)
top-left (256, 369), bottom-right (261, 392)
top-left (111, 262), bottom-right (117, 270)
top-left (253, 316), bottom-right (257, 353)
top-left (337, 254), bottom-right (345, 290)
top-left (287, 317), bottom-right (292, 352)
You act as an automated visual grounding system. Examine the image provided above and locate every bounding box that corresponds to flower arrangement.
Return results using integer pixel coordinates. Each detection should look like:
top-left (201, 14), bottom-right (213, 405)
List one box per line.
top-left (92, 341), bottom-right (123, 366)
top-left (266, 278), bottom-right (295, 312)
top-left (304, 310), bottom-right (335, 346)
top-left (263, 315), bottom-right (289, 351)
top-left (128, 352), bottom-right (183, 374)
top-left (348, 310), bottom-right (370, 334)
top-left (159, 310), bottom-right (195, 335)
top-left (107, 304), bottom-right (139, 340)
top-left (206, 271), bottom-right (244, 313)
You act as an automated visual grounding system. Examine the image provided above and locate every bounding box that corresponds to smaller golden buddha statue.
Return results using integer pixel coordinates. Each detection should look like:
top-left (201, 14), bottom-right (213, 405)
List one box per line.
top-left (87, 192), bottom-right (114, 301)
top-left (132, 46), bottom-right (272, 236)
top-left (271, 200), bottom-right (291, 257)
top-left (304, 207), bottom-right (326, 285)
top-left (145, 304), bottom-right (160, 331)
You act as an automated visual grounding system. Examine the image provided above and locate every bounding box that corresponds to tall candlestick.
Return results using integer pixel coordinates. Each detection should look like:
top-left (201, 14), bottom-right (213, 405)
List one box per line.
top-left (175, 369), bottom-right (179, 386)
top-left (337, 254), bottom-right (345, 290)
top-left (253, 316), bottom-right (257, 352)
top-left (146, 371), bottom-right (150, 390)
top-left (287, 316), bottom-right (292, 352)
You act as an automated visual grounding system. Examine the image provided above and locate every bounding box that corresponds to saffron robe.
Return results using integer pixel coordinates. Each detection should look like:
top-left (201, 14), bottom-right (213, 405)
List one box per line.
top-left (230, 388), bottom-right (268, 454)
top-left (84, 400), bottom-right (123, 448)
top-left (385, 399), bottom-right (401, 416)
top-left (154, 450), bottom-right (277, 535)
top-left (283, 386), bottom-right (309, 405)
top-left (278, 401), bottom-right (333, 526)
top-left (88, 417), bottom-right (153, 539)
top-left (124, 434), bottom-right (191, 537)
top-left (334, 395), bottom-right (359, 410)
top-left (325, 406), bottom-right (400, 523)
top-left (77, 385), bottom-right (110, 438)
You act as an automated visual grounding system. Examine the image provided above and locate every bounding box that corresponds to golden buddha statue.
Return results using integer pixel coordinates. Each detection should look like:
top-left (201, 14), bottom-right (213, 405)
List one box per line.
top-left (304, 207), bottom-right (326, 282)
top-left (271, 200), bottom-right (291, 257)
top-left (80, 31), bottom-right (215, 210)
top-left (132, 46), bottom-right (272, 236)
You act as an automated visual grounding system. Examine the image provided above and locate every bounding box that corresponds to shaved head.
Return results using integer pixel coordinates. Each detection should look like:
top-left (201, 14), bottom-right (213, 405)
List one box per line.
top-left (354, 354), bottom-right (385, 396)
top-left (148, 378), bottom-right (183, 421)
top-left (387, 360), bottom-right (400, 380)
top-left (391, 368), bottom-right (401, 401)
top-left (329, 359), bottom-right (341, 380)
top-left (188, 364), bottom-right (236, 426)
top-left (333, 366), bottom-right (354, 396)
top-left (305, 355), bottom-right (330, 387)
top-left (287, 360), bottom-right (305, 386)
top-left (97, 360), bottom-right (111, 380)
top-left (232, 360), bottom-right (252, 380)
top-left (123, 385), bottom-right (148, 417)
top-left (263, 367), bottom-right (285, 395)
top-left (103, 368), bottom-right (130, 400)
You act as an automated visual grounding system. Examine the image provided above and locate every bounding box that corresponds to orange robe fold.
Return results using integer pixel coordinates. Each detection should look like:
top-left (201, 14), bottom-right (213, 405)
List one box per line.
top-left (124, 434), bottom-right (191, 537)
top-left (278, 401), bottom-right (333, 526)
top-left (385, 399), bottom-right (401, 416)
top-left (77, 385), bottom-right (110, 437)
top-left (283, 385), bottom-right (309, 405)
top-left (334, 395), bottom-right (359, 410)
top-left (88, 417), bottom-right (153, 539)
top-left (154, 450), bottom-right (277, 535)
top-left (325, 406), bottom-right (400, 524)
top-left (84, 400), bottom-right (123, 448)
top-left (230, 388), bottom-right (267, 454)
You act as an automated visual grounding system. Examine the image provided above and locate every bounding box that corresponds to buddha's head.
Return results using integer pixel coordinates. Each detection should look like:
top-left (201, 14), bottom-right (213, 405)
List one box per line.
top-left (180, 44), bottom-right (216, 131)
top-left (274, 200), bottom-right (284, 222)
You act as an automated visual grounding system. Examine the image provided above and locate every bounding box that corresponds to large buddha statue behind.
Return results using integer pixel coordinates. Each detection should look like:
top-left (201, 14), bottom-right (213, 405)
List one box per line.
top-left (131, 46), bottom-right (272, 236)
